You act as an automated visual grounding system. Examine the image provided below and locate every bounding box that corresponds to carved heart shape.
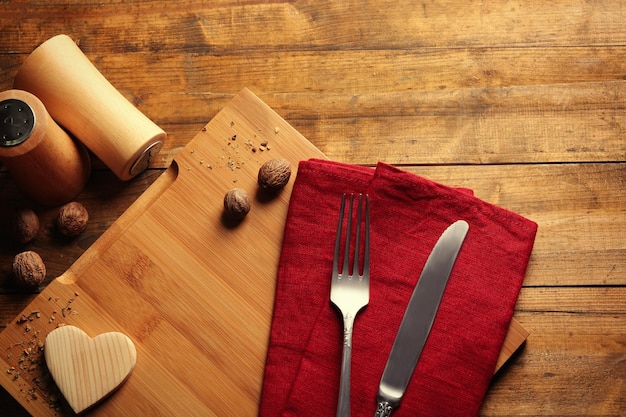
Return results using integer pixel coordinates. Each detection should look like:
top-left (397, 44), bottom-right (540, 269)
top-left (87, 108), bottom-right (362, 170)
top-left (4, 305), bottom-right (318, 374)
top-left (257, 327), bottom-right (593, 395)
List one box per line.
top-left (45, 325), bottom-right (137, 414)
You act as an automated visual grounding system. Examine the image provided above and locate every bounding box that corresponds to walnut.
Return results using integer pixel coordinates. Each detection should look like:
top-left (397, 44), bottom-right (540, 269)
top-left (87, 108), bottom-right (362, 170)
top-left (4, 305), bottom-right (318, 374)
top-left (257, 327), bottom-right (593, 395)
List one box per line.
top-left (258, 158), bottom-right (291, 192)
top-left (223, 188), bottom-right (250, 220)
top-left (13, 251), bottom-right (46, 291)
top-left (13, 208), bottom-right (40, 244)
top-left (57, 202), bottom-right (89, 237)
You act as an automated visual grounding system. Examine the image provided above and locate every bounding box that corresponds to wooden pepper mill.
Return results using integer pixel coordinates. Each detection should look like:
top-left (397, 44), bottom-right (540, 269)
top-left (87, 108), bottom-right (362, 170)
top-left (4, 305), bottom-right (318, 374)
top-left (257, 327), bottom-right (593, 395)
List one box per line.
top-left (13, 34), bottom-right (166, 181)
top-left (0, 89), bottom-right (91, 206)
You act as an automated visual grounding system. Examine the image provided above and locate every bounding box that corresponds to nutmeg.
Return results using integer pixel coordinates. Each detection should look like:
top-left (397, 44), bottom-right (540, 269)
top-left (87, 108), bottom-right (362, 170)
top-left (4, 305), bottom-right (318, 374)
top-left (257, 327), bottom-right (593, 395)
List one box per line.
top-left (224, 188), bottom-right (251, 220)
top-left (13, 208), bottom-right (40, 244)
top-left (258, 158), bottom-right (291, 192)
top-left (57, 201), bottom-right (89, 236)
top-left (13, 251), bottom-right (46, 291)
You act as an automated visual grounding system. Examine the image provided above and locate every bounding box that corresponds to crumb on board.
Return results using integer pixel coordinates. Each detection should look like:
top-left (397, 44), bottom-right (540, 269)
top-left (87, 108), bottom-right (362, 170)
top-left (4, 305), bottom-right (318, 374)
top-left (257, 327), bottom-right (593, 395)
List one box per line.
top-left (4, 293), bottom-right (80, 412)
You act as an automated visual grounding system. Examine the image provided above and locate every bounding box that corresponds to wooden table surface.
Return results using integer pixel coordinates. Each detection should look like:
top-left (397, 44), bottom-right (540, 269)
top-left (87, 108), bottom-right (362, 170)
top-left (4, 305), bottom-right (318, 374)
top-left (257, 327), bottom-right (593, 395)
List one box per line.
top-left (1, 1), bottom-right (625, 416)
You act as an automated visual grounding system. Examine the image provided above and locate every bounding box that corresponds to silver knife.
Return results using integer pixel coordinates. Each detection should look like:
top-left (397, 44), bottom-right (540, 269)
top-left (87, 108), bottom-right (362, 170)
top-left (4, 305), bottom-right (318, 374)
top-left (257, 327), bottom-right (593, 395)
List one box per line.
top-left (374, 220), bottom-right (469, 417)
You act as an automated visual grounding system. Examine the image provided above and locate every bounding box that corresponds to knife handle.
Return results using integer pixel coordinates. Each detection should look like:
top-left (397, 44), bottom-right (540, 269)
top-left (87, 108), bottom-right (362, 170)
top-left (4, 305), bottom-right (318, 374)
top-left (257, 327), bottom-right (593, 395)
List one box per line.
top-left (374, 401), bottom-right (393, 417)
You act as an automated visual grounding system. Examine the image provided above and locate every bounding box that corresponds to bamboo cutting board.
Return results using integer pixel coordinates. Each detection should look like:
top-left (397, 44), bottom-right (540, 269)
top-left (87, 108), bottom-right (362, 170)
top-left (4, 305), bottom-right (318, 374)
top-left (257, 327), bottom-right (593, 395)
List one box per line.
top-left (0, 89), bottom-right (527, 416)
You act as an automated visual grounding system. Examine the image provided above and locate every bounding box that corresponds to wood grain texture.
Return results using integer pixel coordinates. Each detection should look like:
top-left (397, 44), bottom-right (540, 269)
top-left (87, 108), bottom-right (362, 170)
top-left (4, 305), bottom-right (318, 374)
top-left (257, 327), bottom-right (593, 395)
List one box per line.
top-left (13, 34), bottom-right (166, 181)
top-left (0, 89), bottom-right (91, 206)
top-left (0, 90), bottom-right (526, 416)
top-left (1, 0), bottom-right (625, 416)
top-left (44, 326), bottom-right (136, 414)
top-left (0, 90), bottom-right (324, 415)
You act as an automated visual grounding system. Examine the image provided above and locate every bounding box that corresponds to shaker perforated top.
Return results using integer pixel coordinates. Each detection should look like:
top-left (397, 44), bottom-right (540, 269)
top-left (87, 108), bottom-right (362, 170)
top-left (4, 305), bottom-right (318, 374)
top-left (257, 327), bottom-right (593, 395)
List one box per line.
top-left (1, 99), bottom-right (35, 147)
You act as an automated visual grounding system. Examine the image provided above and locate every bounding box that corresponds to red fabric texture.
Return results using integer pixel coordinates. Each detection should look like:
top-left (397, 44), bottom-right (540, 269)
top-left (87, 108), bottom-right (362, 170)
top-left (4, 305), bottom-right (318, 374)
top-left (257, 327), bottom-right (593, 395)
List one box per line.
top-left (260, 159), bottom-right (537, 417)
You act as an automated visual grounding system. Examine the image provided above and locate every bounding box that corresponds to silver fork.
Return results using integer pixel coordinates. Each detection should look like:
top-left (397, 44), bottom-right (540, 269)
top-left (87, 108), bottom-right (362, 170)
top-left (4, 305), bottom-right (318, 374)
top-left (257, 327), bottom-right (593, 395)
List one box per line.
top-left (330, 193), bottom-right (370, 417)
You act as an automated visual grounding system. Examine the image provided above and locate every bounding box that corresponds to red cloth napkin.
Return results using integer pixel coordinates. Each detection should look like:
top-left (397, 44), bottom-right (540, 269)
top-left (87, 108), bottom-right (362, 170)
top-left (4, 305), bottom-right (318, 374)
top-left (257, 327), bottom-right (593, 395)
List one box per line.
top-left (260, 159), bottom-right (537, 417)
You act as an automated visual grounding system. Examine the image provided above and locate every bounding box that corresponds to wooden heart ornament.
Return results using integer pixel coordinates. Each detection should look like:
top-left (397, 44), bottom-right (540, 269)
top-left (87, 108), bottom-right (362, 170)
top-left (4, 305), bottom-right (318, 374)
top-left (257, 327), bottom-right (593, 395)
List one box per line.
top-left (44, 325), bottom-right (137, 414)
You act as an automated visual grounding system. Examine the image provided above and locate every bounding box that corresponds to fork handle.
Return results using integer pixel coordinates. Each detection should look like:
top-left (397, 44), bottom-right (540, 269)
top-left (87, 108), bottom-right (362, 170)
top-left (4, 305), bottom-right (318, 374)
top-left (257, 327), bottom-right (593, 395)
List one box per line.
top-left (336, 314), bottom-right (356, 417)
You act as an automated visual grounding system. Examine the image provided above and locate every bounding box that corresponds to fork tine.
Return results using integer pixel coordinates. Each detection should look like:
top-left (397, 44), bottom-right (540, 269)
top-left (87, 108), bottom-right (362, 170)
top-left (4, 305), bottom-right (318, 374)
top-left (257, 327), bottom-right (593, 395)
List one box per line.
top-left (362, 195), bottom-right (370, 278)
top-left (352, 194), bottom-right (362, 277)
top-left (342, 194), bottom-right (354, 276)
top-left (332, 194), bottom-right (347, 276)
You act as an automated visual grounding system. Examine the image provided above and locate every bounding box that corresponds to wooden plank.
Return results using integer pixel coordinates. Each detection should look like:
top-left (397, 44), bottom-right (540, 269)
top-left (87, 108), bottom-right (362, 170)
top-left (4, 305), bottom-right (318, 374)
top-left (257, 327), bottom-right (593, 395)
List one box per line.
top-left (517, 287), bottom-right (626, 314)
top-left (5, 46), bottom-right (626, 114)
top-left (90, 77), bottom-right (626, 167)
top-left (4, 82), bottom-right (623, 167)
top-left (4, 48), bottom-right (625, 94)
top-left (2, 81), bottom-right (621, 168)
top-left (2, 1), bottom-right (626, 52)
top-left (483, 309), bottom-right (626, 416)
top-left (484, 287), bottom-right (626, 415)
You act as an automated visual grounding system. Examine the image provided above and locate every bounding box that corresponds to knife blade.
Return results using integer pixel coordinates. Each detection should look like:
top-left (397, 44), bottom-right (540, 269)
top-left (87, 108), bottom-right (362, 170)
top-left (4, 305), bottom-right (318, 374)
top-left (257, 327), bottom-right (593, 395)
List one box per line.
top-left (374, 220), bottom-right (469, 417)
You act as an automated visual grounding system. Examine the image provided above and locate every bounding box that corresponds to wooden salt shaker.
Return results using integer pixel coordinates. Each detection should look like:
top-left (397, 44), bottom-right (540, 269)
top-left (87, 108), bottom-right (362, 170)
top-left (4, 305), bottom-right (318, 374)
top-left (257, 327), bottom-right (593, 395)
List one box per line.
top-left (0, 89), bottom-right (91, 206)
top-left (13, 34), bottom-right (166, 181)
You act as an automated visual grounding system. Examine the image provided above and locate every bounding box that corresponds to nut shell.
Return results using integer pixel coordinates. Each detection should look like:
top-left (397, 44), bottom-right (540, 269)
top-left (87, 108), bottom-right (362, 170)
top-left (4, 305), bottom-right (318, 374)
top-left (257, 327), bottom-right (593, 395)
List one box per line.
top-left (224, 188), bottom-right (251, 220)
top-left (57, 202), bottom-right (89, 236)
top-left (258, 158), bottom-right (292, 192)
top-left (13, 208), bottom-right (40, 244)
top-left (13, 251), bottom-right (46, 290)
